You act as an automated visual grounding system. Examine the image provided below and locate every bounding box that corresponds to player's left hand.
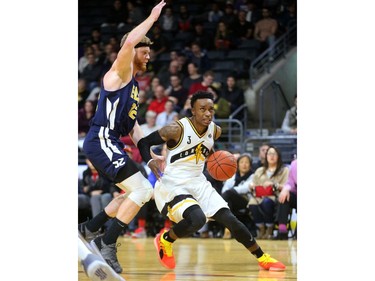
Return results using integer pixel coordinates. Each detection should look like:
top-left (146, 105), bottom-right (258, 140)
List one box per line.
top-left (151, 150), bottom-right (165, 170)
top-left (148, 158), bottom-right (164, 181)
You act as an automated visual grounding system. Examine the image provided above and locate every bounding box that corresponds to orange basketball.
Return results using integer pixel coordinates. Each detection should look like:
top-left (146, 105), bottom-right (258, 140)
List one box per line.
top-left (206, 150), bottom-right (237, 181)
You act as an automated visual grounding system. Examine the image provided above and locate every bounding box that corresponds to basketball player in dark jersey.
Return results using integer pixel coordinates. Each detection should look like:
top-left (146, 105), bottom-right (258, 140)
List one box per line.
top-left (79, 0), bottom-right (166, 274)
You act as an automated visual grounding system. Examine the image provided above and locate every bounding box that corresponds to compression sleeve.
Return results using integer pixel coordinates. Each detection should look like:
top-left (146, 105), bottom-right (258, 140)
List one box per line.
top-left (137, 130), bottom-right (165, 163)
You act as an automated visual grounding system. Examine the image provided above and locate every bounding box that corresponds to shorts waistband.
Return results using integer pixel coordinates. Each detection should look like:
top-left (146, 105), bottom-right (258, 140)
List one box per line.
top-left (161, 194), bottom-right (195, 217)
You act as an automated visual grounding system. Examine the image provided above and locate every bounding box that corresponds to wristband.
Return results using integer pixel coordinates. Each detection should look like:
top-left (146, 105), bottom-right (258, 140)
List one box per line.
top-left (137, 130), bottom-right (165, 164)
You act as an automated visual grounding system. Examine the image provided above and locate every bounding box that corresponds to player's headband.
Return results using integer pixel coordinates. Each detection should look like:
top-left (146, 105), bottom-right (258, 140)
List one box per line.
top-left (135, 42), bottom-right (153, 48)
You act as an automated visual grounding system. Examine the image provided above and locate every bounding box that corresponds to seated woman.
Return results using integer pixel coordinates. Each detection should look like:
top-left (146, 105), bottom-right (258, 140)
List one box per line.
top-left (275, 158), bottom-right (297, 240)
top-left (248, 146), bottom-right (289, 239)
top-left (221, 153), bottom-right (256, 238)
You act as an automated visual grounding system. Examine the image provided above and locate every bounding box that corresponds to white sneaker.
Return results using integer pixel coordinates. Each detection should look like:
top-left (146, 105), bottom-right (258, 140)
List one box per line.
top-left (81, 253), bottom-right (126, 281)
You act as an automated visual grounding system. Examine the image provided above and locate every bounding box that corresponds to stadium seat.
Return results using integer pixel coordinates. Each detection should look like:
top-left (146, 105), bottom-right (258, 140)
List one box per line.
top-left (101, 25), bottom-right (117, 35)
top-left (207, 50), bottom-right (227, 61)
top-left (237, 39), bottom-right (261, 50)
top-left (227, 49), bottom-right (247, 59)
top-left (117, 24), bottom-right (133, 35)
top-left (211, 60), bottom-right (236, 71)
top-left (157, 52), bottom-right (171, 63)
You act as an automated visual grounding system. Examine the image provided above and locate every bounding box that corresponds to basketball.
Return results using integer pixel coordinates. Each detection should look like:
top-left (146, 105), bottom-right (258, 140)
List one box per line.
top-left (206, 150), bottom-right (237, 181)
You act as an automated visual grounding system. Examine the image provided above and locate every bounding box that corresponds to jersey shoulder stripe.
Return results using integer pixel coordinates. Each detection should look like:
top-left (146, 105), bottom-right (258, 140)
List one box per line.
top-left (167, 120), bottom-right (184, 150)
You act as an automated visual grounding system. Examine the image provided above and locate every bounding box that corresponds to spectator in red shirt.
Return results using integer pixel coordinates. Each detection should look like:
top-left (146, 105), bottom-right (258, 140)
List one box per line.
top-left (188, 70), bottom-right (215, 96)
top-left (148, 84), bottom-right (169, 114)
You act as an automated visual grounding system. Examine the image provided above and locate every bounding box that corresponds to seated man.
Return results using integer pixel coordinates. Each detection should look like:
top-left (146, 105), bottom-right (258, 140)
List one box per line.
top-left (281, 95), bottom-right (297, 134)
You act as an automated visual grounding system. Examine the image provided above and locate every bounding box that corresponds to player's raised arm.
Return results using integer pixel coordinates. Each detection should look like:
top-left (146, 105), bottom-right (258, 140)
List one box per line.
top-left (109, 0), bottom-right (166, 83)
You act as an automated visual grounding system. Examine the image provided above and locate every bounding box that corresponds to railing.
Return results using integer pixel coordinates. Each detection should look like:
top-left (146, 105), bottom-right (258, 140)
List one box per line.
top-left (213, 104), bottom-right (248, 153)
top-left (258, 80), bottom-right (291, 136)
top-left (249, 23), bottom-right (297, 88)
top-left (244, 134), bottom-right (297, 164)
top-left (229, 103), bottom-right (248, 135)
top-left (214, 118), bottom-right (245, 153)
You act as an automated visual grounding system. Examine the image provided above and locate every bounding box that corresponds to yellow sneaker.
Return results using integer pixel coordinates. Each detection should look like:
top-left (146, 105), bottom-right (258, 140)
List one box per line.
top-left (258, 253), bottom-right (286, 271)
top-left (154, 230), bottom-right (176, 269)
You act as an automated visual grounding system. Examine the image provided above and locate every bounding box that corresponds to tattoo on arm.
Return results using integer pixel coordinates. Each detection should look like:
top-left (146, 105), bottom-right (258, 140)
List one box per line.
top-left (159, 122), bottom-right (182, 144)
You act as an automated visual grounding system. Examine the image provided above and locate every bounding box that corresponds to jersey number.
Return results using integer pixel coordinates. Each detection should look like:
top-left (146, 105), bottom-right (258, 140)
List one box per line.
top-left (128, 85), bottom-right (139, 120)
top-left (128, 103), bottom-right (137, 120)
top-left (113, 158), bottom-right (125, 168)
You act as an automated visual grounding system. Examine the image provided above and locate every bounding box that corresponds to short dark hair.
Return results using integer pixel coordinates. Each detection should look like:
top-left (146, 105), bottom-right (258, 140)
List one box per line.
top-left (190, 91), bottom-right (214, 108)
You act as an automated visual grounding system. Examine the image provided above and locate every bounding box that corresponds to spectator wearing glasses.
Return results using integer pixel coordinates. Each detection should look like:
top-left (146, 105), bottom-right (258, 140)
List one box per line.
top-left (248, 146), bottom-right (289, 239)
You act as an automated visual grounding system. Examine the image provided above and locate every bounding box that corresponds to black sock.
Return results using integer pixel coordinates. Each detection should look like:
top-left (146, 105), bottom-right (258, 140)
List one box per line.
top-left (252, 248), bottom-right (264, 259)
top-left (163, 231), bottom-right (175, 243)
top-left (102, 218), bottom-right (127, 245)
top-left (86, 210), bottom-right (111, 232)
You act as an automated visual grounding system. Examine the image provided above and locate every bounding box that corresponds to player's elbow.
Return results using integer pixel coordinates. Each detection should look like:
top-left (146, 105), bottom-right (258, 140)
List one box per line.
top-left (122, 39), bottom-right (135, 49)
top-left (137, 137), bottom-right (150, 152)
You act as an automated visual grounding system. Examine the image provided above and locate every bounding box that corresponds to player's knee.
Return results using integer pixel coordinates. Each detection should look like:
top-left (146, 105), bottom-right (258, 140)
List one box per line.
top-left (128, 179), bottom-right (153, 207)
top-left (185, 206), bottom-right (206, 232)
top-left (104, 193), bottom-right (128, 217)
top-left (117, 171), bottom-right (154, 207)
top-left (192, 217), bottom-right (206, 232)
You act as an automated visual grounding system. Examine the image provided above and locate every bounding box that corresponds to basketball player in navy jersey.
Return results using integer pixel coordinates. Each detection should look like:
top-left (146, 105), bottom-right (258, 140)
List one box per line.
top-left (137, 91), bottom-right (286, 271)
top-left (79, 0), bottom-right (166, 274)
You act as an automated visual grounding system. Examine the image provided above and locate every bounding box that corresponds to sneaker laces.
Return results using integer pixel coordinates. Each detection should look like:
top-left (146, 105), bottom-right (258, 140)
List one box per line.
top-left (258, 253), bottom-right (278, 264)
top-left (114, 242), bottom-right (121, 253)
top-left (160, 236), bottom-right (173, 257)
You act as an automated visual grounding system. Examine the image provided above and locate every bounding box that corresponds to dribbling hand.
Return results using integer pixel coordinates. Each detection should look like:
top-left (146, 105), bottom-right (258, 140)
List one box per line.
top-left (148, 158), bottom-right (164, 181)
top-left (149, 150), bottom-right (165, 179)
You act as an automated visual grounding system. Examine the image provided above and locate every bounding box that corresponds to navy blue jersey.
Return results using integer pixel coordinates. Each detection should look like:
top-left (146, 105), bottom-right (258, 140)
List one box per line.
top-left (91, 77), bottom-right (139, 136)
top-left (83, 77), bottom-right (140, 182)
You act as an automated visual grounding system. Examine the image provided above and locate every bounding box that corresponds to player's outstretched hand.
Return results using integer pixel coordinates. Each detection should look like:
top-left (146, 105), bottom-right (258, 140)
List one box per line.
top-left (150, 0), bottom-right (166, 22)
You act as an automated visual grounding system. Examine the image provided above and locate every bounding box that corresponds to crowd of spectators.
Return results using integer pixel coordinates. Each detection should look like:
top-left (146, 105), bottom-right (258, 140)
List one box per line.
top-left (78, 0), bottom-right (298, 239)
top-left (172, 144), bottom-right (297, 240)
top-left (78, 0), bottom-right (297, 129)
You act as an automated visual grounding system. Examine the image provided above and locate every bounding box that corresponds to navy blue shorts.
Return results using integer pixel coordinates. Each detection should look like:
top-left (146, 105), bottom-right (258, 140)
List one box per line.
top-left (83, 126), bottom-right (130, 182)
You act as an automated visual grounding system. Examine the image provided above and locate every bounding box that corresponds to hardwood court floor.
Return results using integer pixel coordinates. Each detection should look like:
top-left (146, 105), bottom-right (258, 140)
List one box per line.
top-left (78, 237), bottom-right (297, 281)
